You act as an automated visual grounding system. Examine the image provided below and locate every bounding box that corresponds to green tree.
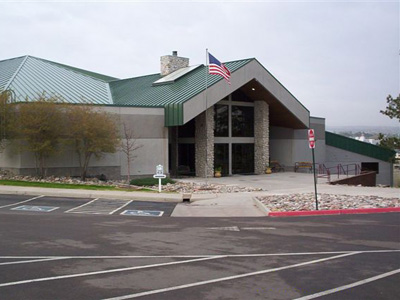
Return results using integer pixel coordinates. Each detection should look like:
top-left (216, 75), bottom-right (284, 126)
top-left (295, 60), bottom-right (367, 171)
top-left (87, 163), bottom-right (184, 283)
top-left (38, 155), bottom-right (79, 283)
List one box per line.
top-left (379, 94), bottom-right (400, 153)
top-left (380, 94), bottom-right (400, 121)
top-left (378, 133), bottom-right (400, 150)
top-left (15, 95), bottom-right (65, 177)
top-left (66, 104), bottom-right (119, 181)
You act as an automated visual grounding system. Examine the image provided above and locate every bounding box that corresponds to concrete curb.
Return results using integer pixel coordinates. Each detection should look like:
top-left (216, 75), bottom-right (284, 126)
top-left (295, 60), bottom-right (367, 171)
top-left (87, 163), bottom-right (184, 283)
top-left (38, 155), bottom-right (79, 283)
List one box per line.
top-left (252, 197), bottom-right (270, 216)
top-left (268, 207), bottom-right (400, 217)
top-left (0, 186), bottom-right (183, 203)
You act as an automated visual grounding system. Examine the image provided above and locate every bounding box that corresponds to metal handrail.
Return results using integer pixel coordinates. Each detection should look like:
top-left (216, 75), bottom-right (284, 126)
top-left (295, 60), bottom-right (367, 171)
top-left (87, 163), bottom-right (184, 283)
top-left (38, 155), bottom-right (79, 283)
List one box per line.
top-left (318, 163), bottom-right (360, 182)
top-left (317, 164), bottom-right (331, 182)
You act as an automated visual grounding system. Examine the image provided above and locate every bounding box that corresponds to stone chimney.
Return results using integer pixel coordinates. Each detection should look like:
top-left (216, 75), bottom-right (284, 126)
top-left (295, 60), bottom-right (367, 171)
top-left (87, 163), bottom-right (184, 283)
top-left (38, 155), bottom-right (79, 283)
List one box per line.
top-left (160, 51), bottom-right (189, 76)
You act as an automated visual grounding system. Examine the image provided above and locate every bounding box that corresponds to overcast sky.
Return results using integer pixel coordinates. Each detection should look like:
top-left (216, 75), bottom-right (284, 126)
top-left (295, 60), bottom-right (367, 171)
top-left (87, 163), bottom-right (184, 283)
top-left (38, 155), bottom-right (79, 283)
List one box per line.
top-left (0, 0), bottom-right (399, 127)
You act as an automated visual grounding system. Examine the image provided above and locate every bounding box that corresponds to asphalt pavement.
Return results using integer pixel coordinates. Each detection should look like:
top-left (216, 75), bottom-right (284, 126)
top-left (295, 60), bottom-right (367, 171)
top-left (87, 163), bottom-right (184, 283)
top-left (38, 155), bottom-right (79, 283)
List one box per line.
top-left (0, 208), bottom-right (398, 300)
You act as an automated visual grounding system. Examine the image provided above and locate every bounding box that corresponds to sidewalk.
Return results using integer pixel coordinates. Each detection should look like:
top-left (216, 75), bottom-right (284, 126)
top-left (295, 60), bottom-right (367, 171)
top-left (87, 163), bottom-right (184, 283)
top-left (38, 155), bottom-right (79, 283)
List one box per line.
top-left (0, 172), bottom-right (398, 217)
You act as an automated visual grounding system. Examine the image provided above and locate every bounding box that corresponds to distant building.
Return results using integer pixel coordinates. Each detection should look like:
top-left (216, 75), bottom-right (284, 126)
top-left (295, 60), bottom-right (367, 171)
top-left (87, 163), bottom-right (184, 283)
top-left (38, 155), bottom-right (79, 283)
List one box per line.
top-left (0, 52), bottom-right (396, 185)
top-left (354, 134), bottom-right (379, 145)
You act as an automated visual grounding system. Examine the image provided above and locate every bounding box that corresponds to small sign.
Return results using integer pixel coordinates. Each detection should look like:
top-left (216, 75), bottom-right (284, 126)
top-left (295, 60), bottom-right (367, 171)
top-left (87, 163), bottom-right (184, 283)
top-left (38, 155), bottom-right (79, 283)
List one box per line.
top-left (11, 205), bottom-right (59, 212)
top-left (121, 210), bottom-right (164, 217)
top-left (153, 174), bottom-right (166, 179)
top-left (308, 129), bottom-right (315, 149)
top-left (154, 165), bottom-right (166, 192)
top-left (156, 164), bottom-right (164, 175)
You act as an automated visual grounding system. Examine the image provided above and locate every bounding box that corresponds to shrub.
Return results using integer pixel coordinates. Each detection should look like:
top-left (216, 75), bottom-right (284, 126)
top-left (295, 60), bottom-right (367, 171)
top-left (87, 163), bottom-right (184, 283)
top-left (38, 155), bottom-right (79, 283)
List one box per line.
top-left (130, 177), bottom-right (176, 186)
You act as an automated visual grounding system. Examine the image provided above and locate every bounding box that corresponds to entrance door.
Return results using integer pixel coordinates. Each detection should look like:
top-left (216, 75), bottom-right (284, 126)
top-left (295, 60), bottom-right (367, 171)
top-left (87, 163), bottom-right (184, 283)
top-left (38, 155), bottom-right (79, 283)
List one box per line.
top-left (232, 143), bottom-right (254, 174)
top-left (214, 143), bottom-right (229, 176)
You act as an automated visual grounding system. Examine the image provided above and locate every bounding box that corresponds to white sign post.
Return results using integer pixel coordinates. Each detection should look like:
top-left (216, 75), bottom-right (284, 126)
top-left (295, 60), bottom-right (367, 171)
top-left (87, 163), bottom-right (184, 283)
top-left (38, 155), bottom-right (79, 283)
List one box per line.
top-left (153, 164), bottom-right (166, 193)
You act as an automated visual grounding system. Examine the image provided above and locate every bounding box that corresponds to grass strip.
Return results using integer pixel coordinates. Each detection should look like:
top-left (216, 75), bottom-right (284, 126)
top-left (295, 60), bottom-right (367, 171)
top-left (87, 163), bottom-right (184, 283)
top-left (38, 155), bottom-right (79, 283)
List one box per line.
top-left (0, 180), bottom-right (153, 192)
top-left (130, 177), bottom-right (176, 186)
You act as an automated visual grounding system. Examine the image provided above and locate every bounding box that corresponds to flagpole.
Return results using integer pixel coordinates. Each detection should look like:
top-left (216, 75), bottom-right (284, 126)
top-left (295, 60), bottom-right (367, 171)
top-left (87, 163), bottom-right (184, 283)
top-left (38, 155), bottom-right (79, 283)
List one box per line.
top-left (205, 48), bottom-right (209, 183)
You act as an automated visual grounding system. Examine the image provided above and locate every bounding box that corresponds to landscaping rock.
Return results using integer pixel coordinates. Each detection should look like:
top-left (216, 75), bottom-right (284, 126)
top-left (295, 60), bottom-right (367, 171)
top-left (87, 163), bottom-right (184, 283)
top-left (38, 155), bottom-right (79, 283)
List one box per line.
top-left (256, 193), bottom-right (400, 212)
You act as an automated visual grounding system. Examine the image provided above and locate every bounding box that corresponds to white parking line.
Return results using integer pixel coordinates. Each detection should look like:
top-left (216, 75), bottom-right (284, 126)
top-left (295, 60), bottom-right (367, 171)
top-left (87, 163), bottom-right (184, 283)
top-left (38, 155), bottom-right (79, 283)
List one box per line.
top-left (0, 257), bottom-right (68, 266)
top-left (0, 249), bottom-right (398, 260)
top-left (0, 195), bottom-right (44, 209)
top-left (0, 256), bottom-right (225, 288)
top-left (101, 252), bottom-right (359, 300)
top-left (64, 198), bottom-right (99, 213)
top-left (294, 268), bottom-right (400, 300)
top-left (109, 200), bottom-right (132, 215)
top-left (65, 198), bottom-right (131, 215)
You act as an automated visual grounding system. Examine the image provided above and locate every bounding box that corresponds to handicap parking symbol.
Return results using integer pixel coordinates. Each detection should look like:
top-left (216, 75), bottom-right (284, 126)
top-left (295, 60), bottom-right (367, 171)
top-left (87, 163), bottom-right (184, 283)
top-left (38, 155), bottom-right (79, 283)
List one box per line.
top-left (121, 210), bottom-right (164, 217)
top-left (11, 205), bottom-right (59, 212)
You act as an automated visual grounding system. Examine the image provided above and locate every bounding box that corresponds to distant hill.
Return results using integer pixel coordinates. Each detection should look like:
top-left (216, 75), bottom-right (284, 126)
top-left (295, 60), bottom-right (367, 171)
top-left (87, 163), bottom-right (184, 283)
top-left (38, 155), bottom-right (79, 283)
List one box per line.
top-left (326, 126), bottom-right (399, 136)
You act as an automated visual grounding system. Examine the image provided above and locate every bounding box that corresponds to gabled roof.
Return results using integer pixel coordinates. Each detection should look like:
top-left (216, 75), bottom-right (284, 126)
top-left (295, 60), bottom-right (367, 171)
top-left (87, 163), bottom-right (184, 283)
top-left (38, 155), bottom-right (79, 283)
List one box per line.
top-left (326, 131), bottom-right (396, 162)
top-left (109, 59), bottom-right (252, 107)
top-left (0, 55), bottom-right (310, 128)
top-left (0, 55), bottom-right (116, 104)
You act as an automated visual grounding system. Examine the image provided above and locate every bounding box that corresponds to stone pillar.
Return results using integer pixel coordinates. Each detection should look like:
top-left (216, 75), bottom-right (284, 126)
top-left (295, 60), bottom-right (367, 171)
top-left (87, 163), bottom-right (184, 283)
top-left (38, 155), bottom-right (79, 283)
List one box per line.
top-left (254, 101), bottom-right (269, 174)
top-left (195, 107), bottom-right (214, 177)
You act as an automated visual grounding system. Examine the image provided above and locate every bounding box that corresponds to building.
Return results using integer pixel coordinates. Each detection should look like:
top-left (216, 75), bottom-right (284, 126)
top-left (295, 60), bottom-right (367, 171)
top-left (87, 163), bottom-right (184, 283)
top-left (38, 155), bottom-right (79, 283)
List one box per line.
top-left (0, 52), bottom-right (395, 185)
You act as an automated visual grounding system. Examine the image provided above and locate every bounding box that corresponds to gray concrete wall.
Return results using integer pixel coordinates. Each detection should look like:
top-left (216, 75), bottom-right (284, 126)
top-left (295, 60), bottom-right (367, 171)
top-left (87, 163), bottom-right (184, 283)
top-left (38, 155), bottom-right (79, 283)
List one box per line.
top-left (325, 145), bottom-right (393, 186)
top-left (269, 117), bottom-right (326, 170)
top-left (115, 107), bottom-right (169, 178)
top-left (0, 141), bottom-right (21, 169)
top-left (0, 106), bottom-right (169, 179)
top-left (269, 126), bottom-right (294, 168)
top-left (292, 117), bottom-right (326, 166)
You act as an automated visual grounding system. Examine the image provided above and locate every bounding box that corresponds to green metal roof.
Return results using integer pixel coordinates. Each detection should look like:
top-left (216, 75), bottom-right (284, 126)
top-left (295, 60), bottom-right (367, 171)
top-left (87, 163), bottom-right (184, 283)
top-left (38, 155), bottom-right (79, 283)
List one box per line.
top-left (109, 59), bottom-right (253, 107)
top-left (0, 56), bottom-right (116, 104)
top-left (0, 55), bottom-right (252, 113)
top-left (1, 55), bottom-right (304, 127)
top-left (0, 56), bottom-right (26, 91)
top-left (326, 131), bottom-right (396, 162)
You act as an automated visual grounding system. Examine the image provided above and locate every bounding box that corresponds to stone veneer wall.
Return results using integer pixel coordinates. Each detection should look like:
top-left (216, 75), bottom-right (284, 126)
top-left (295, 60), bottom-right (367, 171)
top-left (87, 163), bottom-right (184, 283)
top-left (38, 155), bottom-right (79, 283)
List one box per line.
top-left (160, 54), bottom-right (189, 76)
top-left (195, 107), bottom-right (214, 177)
top-left (254, 101), bottom-right (269, 174)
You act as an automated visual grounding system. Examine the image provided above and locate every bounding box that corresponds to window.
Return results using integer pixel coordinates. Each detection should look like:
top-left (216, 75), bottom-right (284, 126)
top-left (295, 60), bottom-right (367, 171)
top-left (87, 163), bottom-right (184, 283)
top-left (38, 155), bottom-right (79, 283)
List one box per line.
top-left (214, 104), bottom-right (229, 137)
top-left (361, 162), bottom-right (379, 174)
top-left (231, 106), bottom-right (254, 137)
top-left (178, 144), bottom-right (195, 175)
top-left (214, 144), bottom-right (229, 175)
top-left (178, 119), bottom-right (195, 138)
top-left (232, 144), bottom-right (254, 174)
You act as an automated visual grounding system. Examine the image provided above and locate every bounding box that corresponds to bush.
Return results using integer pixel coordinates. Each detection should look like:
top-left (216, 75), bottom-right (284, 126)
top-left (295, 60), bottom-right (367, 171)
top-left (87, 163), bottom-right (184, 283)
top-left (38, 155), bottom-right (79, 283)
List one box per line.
top-left (130, 177), bottom-right (176, 186)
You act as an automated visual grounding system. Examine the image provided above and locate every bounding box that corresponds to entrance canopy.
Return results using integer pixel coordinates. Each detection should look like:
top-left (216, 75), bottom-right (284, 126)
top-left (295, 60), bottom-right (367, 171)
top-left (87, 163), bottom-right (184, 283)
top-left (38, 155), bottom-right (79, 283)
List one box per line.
top-left (181, 59), bottom-right (310, 129)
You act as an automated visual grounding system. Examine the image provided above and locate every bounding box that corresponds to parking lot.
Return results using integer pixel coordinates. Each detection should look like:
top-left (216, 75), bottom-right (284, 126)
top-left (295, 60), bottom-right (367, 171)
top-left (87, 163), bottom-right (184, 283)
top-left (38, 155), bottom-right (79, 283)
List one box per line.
top-left (0, 194), bottom-right (177, 217)
top-left (0, 193), bottom-right (399, 299)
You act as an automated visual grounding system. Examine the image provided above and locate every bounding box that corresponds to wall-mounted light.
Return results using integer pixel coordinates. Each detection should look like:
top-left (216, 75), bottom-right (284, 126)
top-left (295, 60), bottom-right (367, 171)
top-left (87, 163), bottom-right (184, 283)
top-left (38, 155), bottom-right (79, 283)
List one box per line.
top-left (251, 87), bottom-right (256, 91)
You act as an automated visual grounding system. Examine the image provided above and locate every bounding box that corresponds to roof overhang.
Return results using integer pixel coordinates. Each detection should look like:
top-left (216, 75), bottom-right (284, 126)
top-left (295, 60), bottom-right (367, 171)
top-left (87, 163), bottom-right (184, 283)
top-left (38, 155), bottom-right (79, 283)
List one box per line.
top-left (179, 59), bottom-right (309, 129)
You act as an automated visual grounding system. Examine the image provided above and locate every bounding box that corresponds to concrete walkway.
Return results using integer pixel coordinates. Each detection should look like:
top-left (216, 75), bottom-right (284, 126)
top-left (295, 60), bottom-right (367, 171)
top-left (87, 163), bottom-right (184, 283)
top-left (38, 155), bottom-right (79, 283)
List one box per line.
top-left (0, 172), bottom-right (398, 217)
top-left (178, 173), bottom-right (400, 198)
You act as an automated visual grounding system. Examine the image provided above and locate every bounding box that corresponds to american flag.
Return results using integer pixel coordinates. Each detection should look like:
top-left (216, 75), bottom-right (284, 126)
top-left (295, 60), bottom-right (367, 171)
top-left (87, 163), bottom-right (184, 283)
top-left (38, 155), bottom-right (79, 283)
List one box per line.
top-left (208, 52), bottom-right (231, 84)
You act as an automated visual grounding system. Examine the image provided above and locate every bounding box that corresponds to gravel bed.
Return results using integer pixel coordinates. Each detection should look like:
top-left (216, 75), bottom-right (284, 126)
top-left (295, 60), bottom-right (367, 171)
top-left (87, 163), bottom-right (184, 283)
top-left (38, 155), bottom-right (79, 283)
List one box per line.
top-left (0, 174), bottom-right (264, 193)
top-left (161, 182), bottom-right (264, 193)
top-left (257, 193), bottom-right (400, 212)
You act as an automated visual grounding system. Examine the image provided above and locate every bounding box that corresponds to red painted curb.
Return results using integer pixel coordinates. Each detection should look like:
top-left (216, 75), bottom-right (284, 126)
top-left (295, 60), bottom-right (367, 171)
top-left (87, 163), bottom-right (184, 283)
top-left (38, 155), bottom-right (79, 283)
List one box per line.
top-left (268, 207), bottom-right (400, 217)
